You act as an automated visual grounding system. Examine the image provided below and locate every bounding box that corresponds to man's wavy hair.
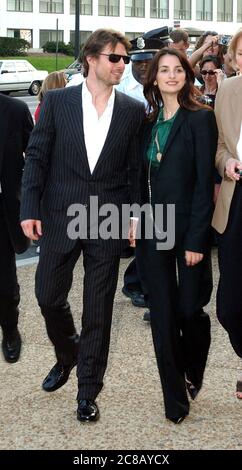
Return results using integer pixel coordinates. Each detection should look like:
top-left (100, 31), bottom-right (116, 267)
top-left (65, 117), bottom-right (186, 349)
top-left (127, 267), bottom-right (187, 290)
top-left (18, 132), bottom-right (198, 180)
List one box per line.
top-left (82, 29), bottom-right (131, 77)
top-left (143, 48), bottom-right (206, 122)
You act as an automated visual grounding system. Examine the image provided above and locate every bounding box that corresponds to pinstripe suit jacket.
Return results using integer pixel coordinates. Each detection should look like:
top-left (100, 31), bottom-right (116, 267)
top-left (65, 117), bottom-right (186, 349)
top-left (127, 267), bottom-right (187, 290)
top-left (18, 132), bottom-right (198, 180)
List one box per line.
top-left (20, 84), bottom-right (144, 254)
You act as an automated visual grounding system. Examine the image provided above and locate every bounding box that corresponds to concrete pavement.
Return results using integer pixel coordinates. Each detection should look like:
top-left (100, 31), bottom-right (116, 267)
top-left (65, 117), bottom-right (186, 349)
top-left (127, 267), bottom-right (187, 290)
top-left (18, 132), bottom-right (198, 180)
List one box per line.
top-left (1, 250), bottom-right (242, 450)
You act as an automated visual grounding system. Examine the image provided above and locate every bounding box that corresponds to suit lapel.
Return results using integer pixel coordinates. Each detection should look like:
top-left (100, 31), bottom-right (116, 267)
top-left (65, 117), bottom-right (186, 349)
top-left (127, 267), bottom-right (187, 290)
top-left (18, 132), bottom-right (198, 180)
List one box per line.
top-left (92, 91), bottom-right (127, 175)
top-left (161, 107), bottom-right (189, 158)
top-left (142, 108), bottom-right (188, 173)
top-left (63, 84), bottom-right (90, 173)
top-left (63, 87), bottom-right (129, 177)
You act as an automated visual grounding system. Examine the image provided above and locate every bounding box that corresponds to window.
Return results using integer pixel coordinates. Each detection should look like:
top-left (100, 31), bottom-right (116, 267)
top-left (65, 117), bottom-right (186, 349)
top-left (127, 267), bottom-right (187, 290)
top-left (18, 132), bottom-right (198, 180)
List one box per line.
top-left (174, 0), bottom-right (191, 19)
top-left (217, 0), bottom-right (233, 21)
top-left (39, 0), bottom-right (64, 13)
top-left (125, 0), bottom-right (144, 17)
top-left (70, 0), bottom-right (92, 14)
top-left (238, 0), bottom-right (242, 21)
top-left (39, 30), bottom-right (64, 47)
top-left (70, 30), bottom-right (92, 47)
top-left (7, 0), bottom-right (33, 11)
top-left (15, 61), bottom-right (35, 72)
top-left (196, 0), bottom-right (212, 20)
top-left (125, 32), bottom-right (143, 40)
top-left (98, 0), bottom-right (119, 16)
top-left (150, 0), bottom-right (169, 18)
top-left (7, 28), bottom-right (32, 46)
top-left (1, 62), bottom-right (16, 73)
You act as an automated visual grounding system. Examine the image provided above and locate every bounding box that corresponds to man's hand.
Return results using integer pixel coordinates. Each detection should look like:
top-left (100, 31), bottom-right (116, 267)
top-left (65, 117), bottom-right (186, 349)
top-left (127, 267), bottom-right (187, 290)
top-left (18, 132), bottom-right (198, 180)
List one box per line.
top-left (185, 251), bottom-right (203, 266)
top-left (21, 220), bottom-right (42, 241)
top-left (225, 158), bottom-right (242, 181)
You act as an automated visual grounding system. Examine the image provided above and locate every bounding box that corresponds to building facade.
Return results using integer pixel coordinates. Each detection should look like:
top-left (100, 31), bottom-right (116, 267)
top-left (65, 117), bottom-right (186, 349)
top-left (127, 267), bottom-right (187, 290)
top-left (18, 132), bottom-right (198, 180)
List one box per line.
top-left (0, 0), bottom-right (241, 49)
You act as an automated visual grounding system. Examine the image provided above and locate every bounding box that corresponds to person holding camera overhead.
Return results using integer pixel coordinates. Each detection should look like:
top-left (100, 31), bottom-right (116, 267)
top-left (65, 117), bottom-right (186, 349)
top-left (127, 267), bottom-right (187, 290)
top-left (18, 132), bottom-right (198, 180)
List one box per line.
top-left (212, 28), bottom-right (242, 400)
top-left (189, 31), bottom-right (224, 70)
top-left (189, 31), bottom-right (229, 86)
top-left (137, 48), bottom-right (218, 424)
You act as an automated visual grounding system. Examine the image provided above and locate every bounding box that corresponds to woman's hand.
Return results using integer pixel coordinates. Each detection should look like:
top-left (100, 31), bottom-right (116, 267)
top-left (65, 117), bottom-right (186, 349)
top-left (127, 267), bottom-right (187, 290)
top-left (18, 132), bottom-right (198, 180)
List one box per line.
top-left (185, 251), bottom-right (203, 266)
top-left (128, 218), bottom-right (138, 248)
top-left (214, 68), bottom-right (225, 86)
top-left (203, 35), bottom-right (219, 50)
top-left (225, 158), bottom-right (242, 181)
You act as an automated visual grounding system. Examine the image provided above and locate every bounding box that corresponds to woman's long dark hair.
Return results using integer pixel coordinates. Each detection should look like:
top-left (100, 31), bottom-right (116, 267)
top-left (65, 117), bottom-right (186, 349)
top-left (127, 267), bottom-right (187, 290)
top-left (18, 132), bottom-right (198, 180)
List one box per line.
top-left (143, 48), bottom-right (206, 122)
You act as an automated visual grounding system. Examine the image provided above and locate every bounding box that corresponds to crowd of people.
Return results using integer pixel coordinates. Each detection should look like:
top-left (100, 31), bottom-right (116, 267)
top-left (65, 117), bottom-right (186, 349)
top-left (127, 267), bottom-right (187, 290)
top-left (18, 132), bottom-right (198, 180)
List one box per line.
top-left (1, 25), bottom-right (242, 424)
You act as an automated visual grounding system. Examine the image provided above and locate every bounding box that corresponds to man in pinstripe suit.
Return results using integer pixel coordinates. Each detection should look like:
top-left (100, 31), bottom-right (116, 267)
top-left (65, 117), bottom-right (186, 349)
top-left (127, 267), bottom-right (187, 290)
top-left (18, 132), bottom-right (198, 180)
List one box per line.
top-left (20, 29), bottom-right (144, 422)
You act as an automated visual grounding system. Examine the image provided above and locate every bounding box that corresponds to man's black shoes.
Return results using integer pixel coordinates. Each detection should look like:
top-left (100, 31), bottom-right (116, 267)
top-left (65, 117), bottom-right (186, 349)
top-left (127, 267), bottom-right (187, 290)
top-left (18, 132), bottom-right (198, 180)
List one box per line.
top-left (77, 399), bottom-right (99, 422)
top-left (2, 328), bottom-right (21, 363)
top-left (122, 287), bottom-right (148, 308)
top-left (42, 361), bottom-right (77, 392)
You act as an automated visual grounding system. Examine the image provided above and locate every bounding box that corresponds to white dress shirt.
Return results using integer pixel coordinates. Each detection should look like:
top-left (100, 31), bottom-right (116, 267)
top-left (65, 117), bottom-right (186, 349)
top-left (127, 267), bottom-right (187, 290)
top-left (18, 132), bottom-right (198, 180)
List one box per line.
top-left (82, 80), bottom-right (115, 174)
top-left (66, 73), bottom-right (84, 87)
top-left (116, 71), bottom-right (147, 105)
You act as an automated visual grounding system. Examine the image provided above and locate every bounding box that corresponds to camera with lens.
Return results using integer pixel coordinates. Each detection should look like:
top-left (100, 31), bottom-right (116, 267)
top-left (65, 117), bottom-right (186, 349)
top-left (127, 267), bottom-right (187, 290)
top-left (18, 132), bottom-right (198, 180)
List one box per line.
top-left (235, 168), bottom-right (242, 178)
top-left (217, 35), bottom-right (232, 46)
top-left (196, 94), bottom-right (213, 106)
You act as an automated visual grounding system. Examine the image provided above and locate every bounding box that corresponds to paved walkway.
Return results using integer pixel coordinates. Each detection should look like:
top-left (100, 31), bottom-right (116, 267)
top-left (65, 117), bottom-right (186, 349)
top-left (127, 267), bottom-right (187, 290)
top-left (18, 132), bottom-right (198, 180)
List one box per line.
top-left (1, 250), bottom-right (242, 450)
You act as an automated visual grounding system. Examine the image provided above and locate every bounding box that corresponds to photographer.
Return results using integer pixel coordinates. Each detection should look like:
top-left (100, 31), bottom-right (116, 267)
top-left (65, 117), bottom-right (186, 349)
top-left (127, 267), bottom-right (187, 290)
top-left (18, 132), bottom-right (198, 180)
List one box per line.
top-left (189, 31), bottom-right (224, 70)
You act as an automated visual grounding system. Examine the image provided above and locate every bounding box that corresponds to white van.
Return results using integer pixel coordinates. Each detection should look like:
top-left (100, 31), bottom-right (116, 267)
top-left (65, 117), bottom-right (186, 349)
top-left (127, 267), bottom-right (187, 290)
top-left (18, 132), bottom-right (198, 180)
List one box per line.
top-left (0, 59), bottom-right (48, 95)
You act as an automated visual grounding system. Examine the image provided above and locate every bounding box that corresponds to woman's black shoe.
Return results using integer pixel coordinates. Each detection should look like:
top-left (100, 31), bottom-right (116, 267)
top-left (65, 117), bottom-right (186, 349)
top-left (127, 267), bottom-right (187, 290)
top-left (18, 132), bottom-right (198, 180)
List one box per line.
top-left (167, 414), bottom-right (187, 424)
top-left (185, 379), bottom-right (201, 400)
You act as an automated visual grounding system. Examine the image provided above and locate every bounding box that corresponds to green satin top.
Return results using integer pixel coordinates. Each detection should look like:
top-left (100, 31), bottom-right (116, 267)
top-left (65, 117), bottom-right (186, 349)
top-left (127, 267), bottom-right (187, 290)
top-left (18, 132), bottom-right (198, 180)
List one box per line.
top-left (146, 108), bottom-right (178, 168)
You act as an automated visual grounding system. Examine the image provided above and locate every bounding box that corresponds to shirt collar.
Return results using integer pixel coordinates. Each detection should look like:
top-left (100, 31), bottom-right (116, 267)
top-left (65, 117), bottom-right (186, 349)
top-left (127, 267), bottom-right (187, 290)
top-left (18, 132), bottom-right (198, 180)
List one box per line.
top-left (127, 74), bottom-right (142, 91)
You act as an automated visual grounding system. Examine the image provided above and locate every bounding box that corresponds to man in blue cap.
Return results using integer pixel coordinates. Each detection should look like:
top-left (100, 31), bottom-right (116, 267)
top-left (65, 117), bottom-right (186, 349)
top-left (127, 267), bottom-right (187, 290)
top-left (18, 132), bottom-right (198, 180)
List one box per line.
top-left (117, 27), bottom-right (170, 317)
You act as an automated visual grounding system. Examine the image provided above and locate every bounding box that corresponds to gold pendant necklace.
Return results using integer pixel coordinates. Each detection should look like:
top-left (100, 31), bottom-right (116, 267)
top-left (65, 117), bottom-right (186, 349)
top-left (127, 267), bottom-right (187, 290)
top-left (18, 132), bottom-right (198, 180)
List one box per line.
top-left (164, 110), bottom-right (172, 121)
top-left (163, 105), bottom-right (179, 121)
top-left (155, 132), bottom-right (162, 162)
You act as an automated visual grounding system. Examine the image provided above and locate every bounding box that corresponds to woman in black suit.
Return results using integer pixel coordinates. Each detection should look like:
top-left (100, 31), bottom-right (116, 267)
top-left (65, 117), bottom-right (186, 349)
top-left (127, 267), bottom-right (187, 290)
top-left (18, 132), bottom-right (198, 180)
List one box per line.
top-left (138, 48), bottom-right (218, 423)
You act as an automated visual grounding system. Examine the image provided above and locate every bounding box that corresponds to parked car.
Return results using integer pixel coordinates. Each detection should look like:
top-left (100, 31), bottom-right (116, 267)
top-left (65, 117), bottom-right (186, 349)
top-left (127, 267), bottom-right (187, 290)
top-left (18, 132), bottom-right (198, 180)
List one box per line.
top-left (0, 59), bottom-right (48, 95)
top-left (64, 59), bottom-right (82, 81)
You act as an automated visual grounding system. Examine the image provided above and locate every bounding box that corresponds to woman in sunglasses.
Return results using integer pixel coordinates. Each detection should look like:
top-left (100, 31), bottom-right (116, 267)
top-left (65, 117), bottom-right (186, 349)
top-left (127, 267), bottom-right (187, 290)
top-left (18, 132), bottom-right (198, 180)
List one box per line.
top-left (189, 31), bottom-right (224, 86)
top-left (137, 48), bottom-right (218, 424)
top-left (212, 28), bottom-right (242, 400)
top-left (199, 55), bottom-right (224, 108)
